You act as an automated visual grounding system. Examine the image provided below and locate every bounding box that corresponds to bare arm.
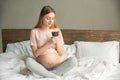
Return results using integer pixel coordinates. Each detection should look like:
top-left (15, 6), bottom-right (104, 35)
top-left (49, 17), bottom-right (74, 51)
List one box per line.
top-left (31, 38), bottom-right (55, 58)
top-left (56, 43), bottom-right (64, 56)
top-left (53, 33), bottom-right (64, 56)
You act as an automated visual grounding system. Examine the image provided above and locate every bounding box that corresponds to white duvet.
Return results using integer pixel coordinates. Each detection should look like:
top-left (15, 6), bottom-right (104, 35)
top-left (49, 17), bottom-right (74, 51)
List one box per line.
top-left (0, 52), bottom-right (120, 80)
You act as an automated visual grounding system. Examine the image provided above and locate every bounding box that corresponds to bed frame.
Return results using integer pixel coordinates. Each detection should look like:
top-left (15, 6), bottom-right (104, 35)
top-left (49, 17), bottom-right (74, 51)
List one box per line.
top-left (2, 29), bottom-right (120, 53)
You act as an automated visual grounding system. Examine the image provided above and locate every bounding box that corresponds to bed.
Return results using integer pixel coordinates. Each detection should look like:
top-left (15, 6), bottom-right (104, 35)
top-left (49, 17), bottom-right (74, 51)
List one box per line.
top-left (0, 29), bottom-right (120, 80)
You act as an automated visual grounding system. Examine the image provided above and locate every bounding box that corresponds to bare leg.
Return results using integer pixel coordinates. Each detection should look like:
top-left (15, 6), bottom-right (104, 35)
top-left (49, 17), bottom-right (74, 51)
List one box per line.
top-left (51, 56), bottom-right (77, 76)
top-left (25, 57), bottom-right (57, 78)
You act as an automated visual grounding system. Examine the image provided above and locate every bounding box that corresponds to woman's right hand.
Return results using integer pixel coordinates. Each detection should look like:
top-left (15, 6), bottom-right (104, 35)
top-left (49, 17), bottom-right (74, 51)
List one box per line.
top-left (48, 37), bottom-right (54, 43)
top-left (47, 37), bottom-right (57, 47)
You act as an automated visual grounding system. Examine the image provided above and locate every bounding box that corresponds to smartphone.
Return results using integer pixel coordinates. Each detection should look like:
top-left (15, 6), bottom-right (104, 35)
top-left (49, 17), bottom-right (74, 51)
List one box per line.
top-left (52, 31), bottom-right (58, 37)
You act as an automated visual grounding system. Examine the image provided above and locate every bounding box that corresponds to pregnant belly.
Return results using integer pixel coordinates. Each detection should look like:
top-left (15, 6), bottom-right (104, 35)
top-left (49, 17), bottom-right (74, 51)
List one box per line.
top-left (36, 53), bottom-right (60, 69)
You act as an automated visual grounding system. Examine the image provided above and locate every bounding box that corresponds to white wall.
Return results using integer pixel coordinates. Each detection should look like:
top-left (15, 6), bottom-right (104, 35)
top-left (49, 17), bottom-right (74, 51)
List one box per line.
top-left (1, 0), bottom-right (120, 30)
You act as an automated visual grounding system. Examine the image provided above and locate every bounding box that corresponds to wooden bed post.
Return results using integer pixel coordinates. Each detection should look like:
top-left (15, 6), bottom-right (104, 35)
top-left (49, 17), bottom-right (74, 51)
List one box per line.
top-left (0, 29), bottom-right (2, 53)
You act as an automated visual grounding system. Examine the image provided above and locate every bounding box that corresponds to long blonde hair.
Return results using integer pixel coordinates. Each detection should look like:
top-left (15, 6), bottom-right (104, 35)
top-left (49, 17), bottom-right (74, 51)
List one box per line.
top-left (34, 5), bottom-right (57, 29)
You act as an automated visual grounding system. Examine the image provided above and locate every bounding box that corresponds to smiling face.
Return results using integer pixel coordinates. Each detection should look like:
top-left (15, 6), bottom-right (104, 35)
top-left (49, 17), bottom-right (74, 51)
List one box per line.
top-left (42, 12), bottom-right (55, 28)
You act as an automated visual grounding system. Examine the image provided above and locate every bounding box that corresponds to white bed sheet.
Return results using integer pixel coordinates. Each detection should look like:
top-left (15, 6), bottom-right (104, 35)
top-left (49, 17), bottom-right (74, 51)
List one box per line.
top-left (0, 52), bottom-right (120, 80)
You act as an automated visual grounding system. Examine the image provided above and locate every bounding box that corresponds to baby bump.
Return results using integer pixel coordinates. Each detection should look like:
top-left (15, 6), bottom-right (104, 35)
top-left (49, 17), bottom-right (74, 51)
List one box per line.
top-left (36, 53), bottom-right (60, 69)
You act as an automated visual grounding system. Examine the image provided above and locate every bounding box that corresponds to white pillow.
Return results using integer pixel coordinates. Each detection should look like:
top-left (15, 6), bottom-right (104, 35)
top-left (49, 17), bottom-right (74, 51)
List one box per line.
top-left (74, 41), bottom-right (119, 64)
top-left (5, 40), bottom-right (77, 62)
top-left (60, 44), bottom-right (76, 62)
top-left (5, 40), bottom-right (34, 57)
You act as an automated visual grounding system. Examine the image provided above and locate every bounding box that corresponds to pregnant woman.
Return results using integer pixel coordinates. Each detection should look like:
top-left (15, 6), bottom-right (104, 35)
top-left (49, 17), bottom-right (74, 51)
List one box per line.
top-left (25, 5), bottom-right (77, 78)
